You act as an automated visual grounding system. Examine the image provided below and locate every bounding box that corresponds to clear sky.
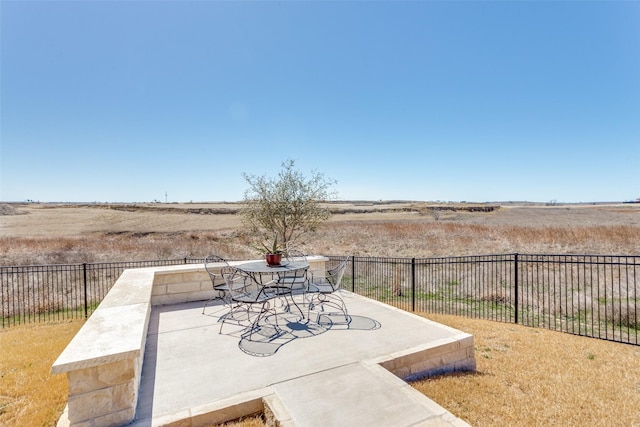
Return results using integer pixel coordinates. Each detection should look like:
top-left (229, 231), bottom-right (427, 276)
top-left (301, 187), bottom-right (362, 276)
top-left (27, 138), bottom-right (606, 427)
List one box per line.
top-left (1, 1), bottom-right (639, 204)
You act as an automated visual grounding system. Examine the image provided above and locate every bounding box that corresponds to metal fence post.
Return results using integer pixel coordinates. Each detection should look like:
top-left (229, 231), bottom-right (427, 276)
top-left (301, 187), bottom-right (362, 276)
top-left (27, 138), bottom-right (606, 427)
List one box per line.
top-left (514, 253), bottom-right (519, 324)
top-left (411, 257), bottom-right (416, 312)
top-left (83, 263), bottom-right (88, 318)
top-left (351, 255), bottom-right (356, 292)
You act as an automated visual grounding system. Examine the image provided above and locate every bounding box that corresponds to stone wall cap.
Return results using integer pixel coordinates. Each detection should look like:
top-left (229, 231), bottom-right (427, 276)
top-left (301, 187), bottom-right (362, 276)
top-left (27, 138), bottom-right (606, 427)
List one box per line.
top-left (149, 256), bottom-right (330, 276)
top-left (52, 303), bottom-right (149, 374)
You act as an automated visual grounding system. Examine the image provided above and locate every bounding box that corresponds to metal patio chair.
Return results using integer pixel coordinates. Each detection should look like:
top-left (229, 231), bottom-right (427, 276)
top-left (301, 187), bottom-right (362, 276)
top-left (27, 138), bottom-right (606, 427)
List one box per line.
top-left (219, 266), bottom-right (281, 339)
top-left (306, 256), bottom-right (350, 323)
top-left (273, 248), bottom-right (308, 316)
top-left (202, 255), bottom-right (229, 314)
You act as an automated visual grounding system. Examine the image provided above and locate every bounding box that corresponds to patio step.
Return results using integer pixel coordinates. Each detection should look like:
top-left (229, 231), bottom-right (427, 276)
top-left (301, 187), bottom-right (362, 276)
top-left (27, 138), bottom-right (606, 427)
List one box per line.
top-left (267, 361), bottom-right (469, 427)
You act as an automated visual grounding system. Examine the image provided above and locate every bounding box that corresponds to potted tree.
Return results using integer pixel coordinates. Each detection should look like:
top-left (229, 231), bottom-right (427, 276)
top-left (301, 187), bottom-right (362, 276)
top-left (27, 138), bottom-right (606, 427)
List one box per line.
top-left (241, 159), bottom-right (337, 265)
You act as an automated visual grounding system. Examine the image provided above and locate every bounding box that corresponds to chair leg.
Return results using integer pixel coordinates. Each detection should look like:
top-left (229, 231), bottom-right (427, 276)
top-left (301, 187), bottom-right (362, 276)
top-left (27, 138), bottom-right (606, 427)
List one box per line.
top-left (219, 302), bottom-right (253, 334)
top-left (246, 300), bottom-right (280, 340)
top-left (203, 290), bottom-right (228, 314)
top-left (331, 294), bottom-right (349, 322)
top-left (307, 293), bottom-right (318, 320)
top-left (308, 292), bottom-right (349, 323)
top-left (202, 294), bottom-right (218, 314)
top-left (284, 293), bottom-right (305, 319)
top-left (219, 305), bottom-right (238, 334)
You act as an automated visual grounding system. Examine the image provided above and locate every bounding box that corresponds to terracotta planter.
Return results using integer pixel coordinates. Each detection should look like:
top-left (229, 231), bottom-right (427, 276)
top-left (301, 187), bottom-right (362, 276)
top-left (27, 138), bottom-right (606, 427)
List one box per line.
top-left (265, 253), bottom-right (282, 266)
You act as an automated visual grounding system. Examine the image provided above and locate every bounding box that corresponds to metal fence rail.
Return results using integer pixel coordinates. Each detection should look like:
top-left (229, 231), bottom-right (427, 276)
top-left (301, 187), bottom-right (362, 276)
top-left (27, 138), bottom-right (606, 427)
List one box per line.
top-left (2, 254), bottom-right (639, 346)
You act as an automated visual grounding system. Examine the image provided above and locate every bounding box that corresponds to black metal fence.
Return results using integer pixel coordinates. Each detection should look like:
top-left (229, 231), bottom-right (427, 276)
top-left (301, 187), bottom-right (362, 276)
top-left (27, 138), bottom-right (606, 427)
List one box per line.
top-left (0, 258), bottom-right (203, 327)
top-left (2, 254), bottom-right (638, 346)
top-left (326, 253), bottom-right (639, 346)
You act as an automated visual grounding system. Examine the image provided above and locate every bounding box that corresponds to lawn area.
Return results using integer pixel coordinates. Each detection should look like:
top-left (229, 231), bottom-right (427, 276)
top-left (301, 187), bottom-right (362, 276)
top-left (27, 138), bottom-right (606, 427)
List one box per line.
top-left (414, 313), bottom-right (640, 426)
top-left (2, 314), bottom-right (639, 426)
top-left (0, 319), bottom-right (84, 426)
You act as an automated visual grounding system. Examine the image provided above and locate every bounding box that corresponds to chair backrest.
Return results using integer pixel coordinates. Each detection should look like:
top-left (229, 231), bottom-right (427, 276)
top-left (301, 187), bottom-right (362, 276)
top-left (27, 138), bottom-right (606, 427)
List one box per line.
top-left (326, 256), bottom-right (349, 292)
top-left (220, 266), bottom-right (252, 298)
top-left (221, 266), bottom-right (275, 303)
top-left (277, 266), bottom-right (308, 291)
top-left (284, 248), bottom-right (306, 264)
top-left (204, 255), bottom-right (227, 282)
top-left (279, 248), bottom-right (308, 290)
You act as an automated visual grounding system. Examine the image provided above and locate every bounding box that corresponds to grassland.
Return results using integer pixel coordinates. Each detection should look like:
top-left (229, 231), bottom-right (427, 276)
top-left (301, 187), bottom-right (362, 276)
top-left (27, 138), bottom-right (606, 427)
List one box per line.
top-left (1, 202), bottom-right (638, 265)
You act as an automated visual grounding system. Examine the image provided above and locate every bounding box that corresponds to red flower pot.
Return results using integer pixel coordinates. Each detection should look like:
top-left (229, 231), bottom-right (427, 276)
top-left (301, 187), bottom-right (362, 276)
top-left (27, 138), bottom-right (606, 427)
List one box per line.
top-left (265, 253), bottom-right (282, 266)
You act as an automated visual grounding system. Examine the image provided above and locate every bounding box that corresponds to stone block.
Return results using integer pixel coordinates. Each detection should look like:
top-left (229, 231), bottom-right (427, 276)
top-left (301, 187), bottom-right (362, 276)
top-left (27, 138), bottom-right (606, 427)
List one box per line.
top-left (379, 337), bottom-right (476, 381)
top-left (67, 380), bottom-right (135, 424)
top-left (182, 271), bottom-right (207, 283)
top-left (152, 274), bottom-right (173, 286)
top-left (184, 290), bottom-right (212, 303)
top-left (67, 387), bottom-right (113, 423)
top-left (152, 293), bottom-right (187, 306)
top-left (199, 280), bottom-right (213, 291)
top-left (112, 381), bottom-right (136, 413)
top-left (151, 284), bottom-right (167, 296)
top-left (166, 281), bottom-right (200, 294)
top-left (90, 407), bottom-right (136, 427)
top-left (68, 358), bottom-right (135, 395)
top-left (154, 270), bottom-right (205, 286)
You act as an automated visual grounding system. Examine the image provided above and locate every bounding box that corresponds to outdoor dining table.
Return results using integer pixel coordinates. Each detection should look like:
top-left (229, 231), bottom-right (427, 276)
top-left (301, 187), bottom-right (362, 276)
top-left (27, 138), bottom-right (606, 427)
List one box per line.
top-left (236, 259), bottom-right (309, 318)
top-left (236, 259), bottom-right (309, 276)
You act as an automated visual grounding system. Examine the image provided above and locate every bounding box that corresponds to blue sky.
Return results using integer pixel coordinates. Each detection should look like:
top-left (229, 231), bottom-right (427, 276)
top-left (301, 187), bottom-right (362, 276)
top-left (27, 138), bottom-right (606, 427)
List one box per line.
top-left (1, 1), bottom-right (639, 203)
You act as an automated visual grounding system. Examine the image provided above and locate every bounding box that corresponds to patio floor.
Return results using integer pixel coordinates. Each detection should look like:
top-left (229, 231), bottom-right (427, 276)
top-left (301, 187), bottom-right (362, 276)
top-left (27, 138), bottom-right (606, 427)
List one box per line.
top-left (130, 291), bottom-right (474, 426)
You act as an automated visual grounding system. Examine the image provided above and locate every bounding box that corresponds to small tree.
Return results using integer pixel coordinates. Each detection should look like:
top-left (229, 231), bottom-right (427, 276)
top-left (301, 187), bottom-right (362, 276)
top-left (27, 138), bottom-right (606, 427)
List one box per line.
top-left (241, 159), bottom-right (336, 251)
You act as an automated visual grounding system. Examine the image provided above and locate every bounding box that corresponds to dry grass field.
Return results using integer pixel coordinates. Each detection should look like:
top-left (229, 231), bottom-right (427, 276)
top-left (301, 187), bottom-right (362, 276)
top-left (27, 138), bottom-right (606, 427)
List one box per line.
top-left (1, 202), bottom-right (638, 265)
top-left (1, 201), bottom-right (639, 426)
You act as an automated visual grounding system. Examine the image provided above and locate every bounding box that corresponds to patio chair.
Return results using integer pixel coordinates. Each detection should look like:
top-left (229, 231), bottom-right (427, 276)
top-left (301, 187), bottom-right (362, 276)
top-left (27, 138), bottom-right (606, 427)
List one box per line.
top-left (202, 255), bottom-right (229, 314)
top-left (278, 248), bottom-right (308, 291)
top-left (219, 266), bottom-right (280, 339)
top-left (273, 248), bottom-right (308, 316)
top-left (306, 256), bottom-right (350, 323)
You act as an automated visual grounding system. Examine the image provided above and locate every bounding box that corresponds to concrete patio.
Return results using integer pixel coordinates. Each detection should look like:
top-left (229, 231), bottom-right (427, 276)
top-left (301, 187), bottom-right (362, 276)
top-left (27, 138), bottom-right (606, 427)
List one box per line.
top-left (131, 292), bottom-right (474, 426)
top-left (52, 260), bottom-right (475, 427)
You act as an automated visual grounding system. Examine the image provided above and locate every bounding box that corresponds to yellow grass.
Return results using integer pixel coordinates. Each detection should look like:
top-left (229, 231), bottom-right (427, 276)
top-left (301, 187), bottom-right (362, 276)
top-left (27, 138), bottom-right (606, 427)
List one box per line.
top-left (213, 415), bottom-right (264, 427)
top-left (413, 313), bottom-right (640, 426)
top-left (0, 319), bottom-right (85, 426)
top-left (3, 315), bottom-right (639, 426)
